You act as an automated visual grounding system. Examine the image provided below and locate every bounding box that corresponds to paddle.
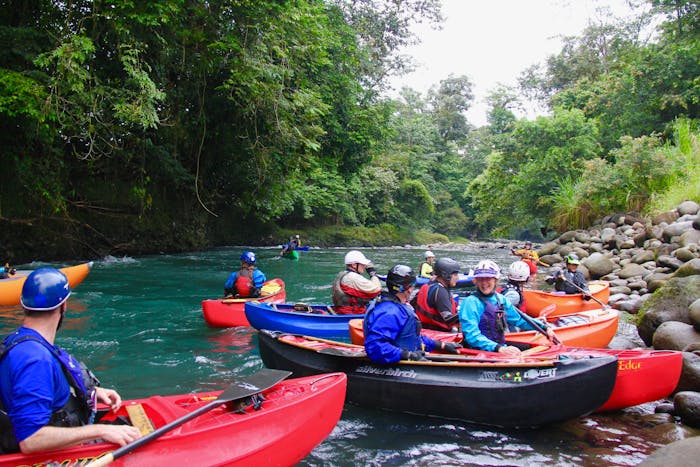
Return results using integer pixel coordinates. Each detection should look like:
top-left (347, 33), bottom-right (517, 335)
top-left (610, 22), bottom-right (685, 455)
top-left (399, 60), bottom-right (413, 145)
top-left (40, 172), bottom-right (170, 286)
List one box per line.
top-left (515, 308), bottom-right (562, 345)
top-left (561, 276), bottom-right (610, 309)
top-left (86, 369), bottom-right (291, 467)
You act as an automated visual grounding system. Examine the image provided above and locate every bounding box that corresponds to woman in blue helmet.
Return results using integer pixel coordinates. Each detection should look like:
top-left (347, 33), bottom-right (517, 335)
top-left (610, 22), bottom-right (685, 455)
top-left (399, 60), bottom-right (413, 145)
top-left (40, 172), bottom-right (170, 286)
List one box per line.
top-left (0, 268), bottom-right (140, 454)
top-left (364, 264), bottom-right (461, 364)
top-left (458, 260), bottom-right (553, 357)
top-left (224, 251), bottom-right (267, 298)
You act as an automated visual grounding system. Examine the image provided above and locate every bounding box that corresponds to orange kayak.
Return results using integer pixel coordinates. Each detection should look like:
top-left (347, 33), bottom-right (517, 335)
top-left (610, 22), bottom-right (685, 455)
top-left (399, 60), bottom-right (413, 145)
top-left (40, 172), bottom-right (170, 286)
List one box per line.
top-left (202, 278), bottom-right (286, 327)
top-left (349, 307), bottom-right (619, 349)
top-left (523, 280), bottom-right (610, 317)
top-left (0, 262), bottom-right (93, 306)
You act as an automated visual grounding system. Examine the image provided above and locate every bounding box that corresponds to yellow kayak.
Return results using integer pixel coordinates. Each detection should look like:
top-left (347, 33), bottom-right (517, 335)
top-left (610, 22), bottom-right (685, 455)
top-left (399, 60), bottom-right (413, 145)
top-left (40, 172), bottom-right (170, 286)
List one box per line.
top-left (0, 262), bottom-right (93, 306)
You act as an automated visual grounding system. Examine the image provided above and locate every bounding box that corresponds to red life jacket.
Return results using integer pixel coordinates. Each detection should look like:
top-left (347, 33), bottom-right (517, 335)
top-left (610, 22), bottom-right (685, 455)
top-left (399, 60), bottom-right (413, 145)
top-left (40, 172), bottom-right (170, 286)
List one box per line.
top-left (235, 268), bottom-right (254, 297)
top-left (413, 282), bottom-right (456, 331)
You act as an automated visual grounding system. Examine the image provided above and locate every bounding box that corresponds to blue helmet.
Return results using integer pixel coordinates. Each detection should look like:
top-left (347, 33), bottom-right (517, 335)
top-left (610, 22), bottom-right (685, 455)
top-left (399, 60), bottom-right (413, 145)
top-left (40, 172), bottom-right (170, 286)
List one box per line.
top-left (20, 267), bottom-right (71, 311)
top-left (240, 251), bottom-right (256, 265)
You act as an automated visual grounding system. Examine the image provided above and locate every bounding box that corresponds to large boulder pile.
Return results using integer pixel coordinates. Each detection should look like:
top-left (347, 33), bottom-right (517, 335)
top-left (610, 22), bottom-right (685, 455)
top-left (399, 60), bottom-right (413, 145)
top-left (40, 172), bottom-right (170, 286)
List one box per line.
top-left (537, 201), bottom-right (700, 428)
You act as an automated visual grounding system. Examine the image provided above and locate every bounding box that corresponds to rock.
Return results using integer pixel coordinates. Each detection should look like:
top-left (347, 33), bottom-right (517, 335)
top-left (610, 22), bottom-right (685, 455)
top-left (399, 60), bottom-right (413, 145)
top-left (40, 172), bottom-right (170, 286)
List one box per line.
top-left (691, 299), bottom-right (700, 332)
top-left (674, 391), bottom-right (700, 427)
top-left (664, 221), bottom-right (695, 242)
top-left (639, 436), bottom-right (700, 466)
top-left (680, 229), bottom-right (700, 248)
top-left (557, 231), bottom-right (578, 244)
top-left (676, 352), bottom-right (700, 393)
top-left (539, 254), bottom-right (561, 267)
top-left (637, 276), bottom-right (700, 345)
top-left (654, 402), bottom-right (675, 414)
top-left (601, 227), bottom-right (616, 246)
top-left (582, 253), bottom-right (615, 279)
top-left (619, 263), bottom-right (649, 279)
top-left (652, 321), bottom-right (700, 351)
top-left (675, 258), bottom-right (700, 277)
top-left (653, 210), bottom-right (679, 225)
top-left (616, 235), bottom-right (637, 249)
top-left (633, 250), bottom-right (656, 264)
top-left (657, 255), bottom-right (684, 270)
top-left (537, 241), bottom-right (559, 256)
top-left (678, 201), bottom-right (700, 216)
top-left (675, 247), bottom-right (698, 262)
top-left (610, 285), bottom-right (633, 295)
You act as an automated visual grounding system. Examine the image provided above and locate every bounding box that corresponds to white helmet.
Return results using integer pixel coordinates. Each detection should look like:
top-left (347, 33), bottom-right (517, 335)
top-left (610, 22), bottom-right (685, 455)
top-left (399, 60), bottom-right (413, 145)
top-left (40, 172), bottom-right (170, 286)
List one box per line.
top-left (424, 250), bottom-right (435, 259)
top-left (473, 260), bottom-right (500, 278)
top-left (507, 261), bottom-right (530, 282)
top-left (345, 250), bottom-right (371, 266)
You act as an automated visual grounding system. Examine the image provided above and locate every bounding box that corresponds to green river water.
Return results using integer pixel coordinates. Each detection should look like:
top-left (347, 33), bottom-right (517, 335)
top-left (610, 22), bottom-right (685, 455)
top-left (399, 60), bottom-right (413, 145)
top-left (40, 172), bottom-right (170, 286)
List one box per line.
top-left (0, 246), bottom-right (683, 466)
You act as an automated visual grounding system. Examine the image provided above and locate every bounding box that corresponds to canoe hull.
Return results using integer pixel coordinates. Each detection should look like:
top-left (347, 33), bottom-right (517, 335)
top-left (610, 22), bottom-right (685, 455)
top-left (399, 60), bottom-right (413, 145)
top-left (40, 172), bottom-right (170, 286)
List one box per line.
top-left (202, 279), bottom-right (286, 328)
top-left (258, 331), bottom-right (617, 428)
top-left (245, 302), bottom-right (363, 340)
top-left (523, 280), bottom-right (610, 317)
top-left (0, 262), bottom-right (93, 306)
top-left (349, 307), bottom-right (619, 349)
top-left (0, 372), bottom-right (346, 467)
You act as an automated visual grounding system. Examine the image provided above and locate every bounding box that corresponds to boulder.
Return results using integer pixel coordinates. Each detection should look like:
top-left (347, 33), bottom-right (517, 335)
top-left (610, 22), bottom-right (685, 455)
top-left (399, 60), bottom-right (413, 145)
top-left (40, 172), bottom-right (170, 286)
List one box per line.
top-left (582, 253), bottom-right (615, 279)
top-left (537, 241), bottom-right (559, 256)
top-left (653, 211), bottom-right (680, 225)
top-left (675, 352), bottom-right (700, 393)
top-left (675, 258), bottom-right (700, 277)
top-left (632, 250), bottom-right (656, 264)
top-left (680, 229), bottom-right (700, 248)
top-left (664, 221), bottom-right (695, 242)
top-left (678, 201), bottom-right (700, 216)
top-left (639, 437), bottom-right (700, 467)
top-left (690, 298), bottom-right (700, 332)
top-left (675, 247), bottom-right (698, 262)
top-left (557, 231), bottom-right (578, 244)
top-left (637, 276), bottom-right (700, 345)
top-left (674, 391), bottom-right (700, 428)
top-left (657, 255), bottom-right (684, 271)
top-left (618, 263), bottom-right (649, 279)
top-left (652, 321), bottom-right (700, 351)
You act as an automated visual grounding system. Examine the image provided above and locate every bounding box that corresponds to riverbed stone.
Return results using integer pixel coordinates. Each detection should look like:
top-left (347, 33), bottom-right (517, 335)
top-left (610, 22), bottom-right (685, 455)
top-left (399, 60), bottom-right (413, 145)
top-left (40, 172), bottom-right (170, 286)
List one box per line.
top-left (678, 201), bottom-right (700, 216)
top-left (639, 437), bottom-right (700, 466)
top-left (657, 255), bottom-right (683, 270)
top-left (675, 258), bottom-right (700, 277)
top-left (619, 263), bottom-right (648, 279)
top-left (690, 299), bottom-right (700, 332)
top-left (637, 276), bottom-right (700, 345)
top-left (675, 352), bottom-right (700, 393)
top-left (652, 321), bottom-right (700, 351)
top-left (680, 229), bottom-right (700, 248)
top-left (664, 221), bottom-right (695, 242)
top-left (675, 247), bottom-right (698, 262)
top-left (582, 253), bottom-right (615, 278)
top-left (653, 210), bottom-right (679, 225)
top-left (674, 391), bottom-right (700, 427)
top-left (633, 250), bottom-right (656, 264)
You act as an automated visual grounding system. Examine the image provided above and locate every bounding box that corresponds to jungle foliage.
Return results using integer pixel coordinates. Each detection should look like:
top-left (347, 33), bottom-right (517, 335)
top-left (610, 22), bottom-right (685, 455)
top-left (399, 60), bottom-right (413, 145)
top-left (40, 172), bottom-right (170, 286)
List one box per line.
top-left (1, 0), bottom-right (699, 261)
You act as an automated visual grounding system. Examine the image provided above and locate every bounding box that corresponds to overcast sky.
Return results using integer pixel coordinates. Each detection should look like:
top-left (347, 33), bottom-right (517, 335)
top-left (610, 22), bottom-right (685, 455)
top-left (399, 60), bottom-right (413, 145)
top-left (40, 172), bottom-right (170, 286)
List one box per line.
top-left (388, 0), bottom-right (642, 126)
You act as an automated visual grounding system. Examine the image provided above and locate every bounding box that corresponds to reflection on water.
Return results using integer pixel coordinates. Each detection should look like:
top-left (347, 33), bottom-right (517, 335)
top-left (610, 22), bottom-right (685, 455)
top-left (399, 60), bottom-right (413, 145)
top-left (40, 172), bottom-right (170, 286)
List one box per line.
top-left (0, 246), bottom-right (692, 464)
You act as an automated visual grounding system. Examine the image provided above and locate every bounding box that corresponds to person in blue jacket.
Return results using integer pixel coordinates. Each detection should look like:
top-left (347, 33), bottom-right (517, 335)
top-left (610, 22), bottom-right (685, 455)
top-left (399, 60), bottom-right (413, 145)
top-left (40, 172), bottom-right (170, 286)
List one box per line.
top-left (0, 268), bottom-right (140, 454)
top-left (458, 260), bottom-right (553, 356)
top-left (224, 251), bottom-right (267, 298)
top-left (364, 264), bottom-right (461, 364)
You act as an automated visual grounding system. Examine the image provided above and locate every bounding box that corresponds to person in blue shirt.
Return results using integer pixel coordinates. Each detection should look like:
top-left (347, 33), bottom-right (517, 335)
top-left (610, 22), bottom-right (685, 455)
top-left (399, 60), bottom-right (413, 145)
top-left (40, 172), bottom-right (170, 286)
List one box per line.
top-left (364, 264), bottom-right (460, 364)
top-left (224, 251), bottom-right (267, 298)
top-left (0, 268), bottom-right (140, 454)
top-left (458, 260), bottom-right (553, 356)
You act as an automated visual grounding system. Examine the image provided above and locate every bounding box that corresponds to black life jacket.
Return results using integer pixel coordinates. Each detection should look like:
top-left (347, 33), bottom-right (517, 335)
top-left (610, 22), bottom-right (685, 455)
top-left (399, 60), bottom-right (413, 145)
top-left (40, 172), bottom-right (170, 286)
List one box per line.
top-left (0, 335), bottom-right (99, 454)
top-left (475, 293), bottom-right (508, 345)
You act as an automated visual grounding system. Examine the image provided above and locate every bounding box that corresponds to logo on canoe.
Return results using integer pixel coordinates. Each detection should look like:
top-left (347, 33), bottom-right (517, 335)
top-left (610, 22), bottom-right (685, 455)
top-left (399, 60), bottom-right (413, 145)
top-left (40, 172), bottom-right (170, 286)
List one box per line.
top-left (478, 367), bottom-right (557, 382)
top-left (355, 365), bottom-right (418, 379)
top-left (618, 360), bottom-right (641, 371)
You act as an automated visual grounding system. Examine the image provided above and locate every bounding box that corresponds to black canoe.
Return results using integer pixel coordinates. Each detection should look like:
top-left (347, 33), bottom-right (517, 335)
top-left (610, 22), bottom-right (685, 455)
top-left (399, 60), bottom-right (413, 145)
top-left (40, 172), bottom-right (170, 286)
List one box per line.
top-left (257, 330), bottom-right (618, 428)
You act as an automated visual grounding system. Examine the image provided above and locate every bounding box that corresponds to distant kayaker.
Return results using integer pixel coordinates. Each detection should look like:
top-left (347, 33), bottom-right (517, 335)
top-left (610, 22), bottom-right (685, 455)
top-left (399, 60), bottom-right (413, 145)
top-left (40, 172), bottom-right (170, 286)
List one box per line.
top-left (331, 250), bottom-right (382, 315)
top-left (0, 268), bottom-right (141, 454)
top-left (280, 235), bottom-right (301, 256)
top-left (412, 257), bottom-right (461, 332)
top-left (364, 264), bottom-right (461, 363)
top-left (546, 253), bottom-right (591, 297)
top-left (499, 261), bottom-right (531, 311)
top-left (511, 241), bottom-right (547, 278)
top-left (458, 260), bottom-right (552, 356)
top-left (0, 263), bottom-right (16, 279)
top-left (224, 251), bottom-right (267, 298)
top-left (418, 250), bottom-right (436, 278)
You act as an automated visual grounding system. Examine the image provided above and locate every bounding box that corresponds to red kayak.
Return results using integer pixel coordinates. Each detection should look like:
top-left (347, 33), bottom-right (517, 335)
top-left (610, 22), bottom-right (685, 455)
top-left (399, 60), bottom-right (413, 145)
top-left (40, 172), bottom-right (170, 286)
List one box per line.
top-left (523, 280), bottom-right (610, 317)
top-left (202, 278), bottom-right (286, 327)
top-left (0, 370), bottom-right (346, 466)
top-left (349, 307), bottom-right (619, 349)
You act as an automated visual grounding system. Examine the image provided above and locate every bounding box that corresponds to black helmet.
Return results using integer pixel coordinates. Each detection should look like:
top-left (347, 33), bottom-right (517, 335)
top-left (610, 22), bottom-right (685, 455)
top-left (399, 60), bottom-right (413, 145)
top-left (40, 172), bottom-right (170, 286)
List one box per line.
top-left (386, 264), bottom-right (416, 295)
top-left (433, 257), bottom-right (460, 282)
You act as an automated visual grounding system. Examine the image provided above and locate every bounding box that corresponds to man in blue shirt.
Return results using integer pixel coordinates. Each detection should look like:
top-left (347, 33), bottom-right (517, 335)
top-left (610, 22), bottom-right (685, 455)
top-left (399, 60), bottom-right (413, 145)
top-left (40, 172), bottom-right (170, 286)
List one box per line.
top-left (0, 268), bottom-right (140, 454)
top-left (364, 264), bottom-right (460, 363)
top-left (224, 251), bottom-right (267, 297)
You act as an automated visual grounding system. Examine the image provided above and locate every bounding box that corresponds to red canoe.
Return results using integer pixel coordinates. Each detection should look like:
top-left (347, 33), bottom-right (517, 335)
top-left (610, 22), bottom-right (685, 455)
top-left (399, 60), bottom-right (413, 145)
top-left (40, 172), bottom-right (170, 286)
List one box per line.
top-left (523, 280), bottom-right (610, 317)
top-left (0, 262), bottom-right (94, 306)
top-left (0, 371), bottom-right (347, 467)
top-left (202, 278), bottom-right (286, 327)
top-left (348, 307), bottom-right (619, 349)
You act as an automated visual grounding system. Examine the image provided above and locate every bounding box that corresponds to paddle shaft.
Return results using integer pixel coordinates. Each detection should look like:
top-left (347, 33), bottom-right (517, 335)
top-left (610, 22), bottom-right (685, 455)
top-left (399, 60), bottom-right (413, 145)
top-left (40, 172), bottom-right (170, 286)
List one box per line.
top-left (515, 308), bottom-right (562, 345)
top-left (561, 276), bottom-right (609, 309)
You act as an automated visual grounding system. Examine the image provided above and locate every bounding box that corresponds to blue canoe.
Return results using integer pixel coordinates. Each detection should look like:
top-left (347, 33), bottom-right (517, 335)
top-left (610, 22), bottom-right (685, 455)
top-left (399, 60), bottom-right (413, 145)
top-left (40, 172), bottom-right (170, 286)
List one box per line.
top-left (295, 246), bottom-right (310, 251)
top-left (244, 302), bottom-right (363, 340)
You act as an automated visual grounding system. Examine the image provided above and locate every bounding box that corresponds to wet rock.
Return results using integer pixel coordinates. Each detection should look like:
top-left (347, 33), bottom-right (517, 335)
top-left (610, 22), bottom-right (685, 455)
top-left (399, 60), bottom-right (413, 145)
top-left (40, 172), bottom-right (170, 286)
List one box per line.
top-left (639, 437), bottom-right (700, 466)
top-left (691, 298), bottom-right (700, 332)
top-left (674, 392), bottom-right (700, 427)
top-left (638, 276), bottom-right (700, 345)
top-left (652, 321), bottom-right (700, 351)
top-left (676, 352), bottom-right (700, 393)
top-left (654, 402), bottom-right (675, 414)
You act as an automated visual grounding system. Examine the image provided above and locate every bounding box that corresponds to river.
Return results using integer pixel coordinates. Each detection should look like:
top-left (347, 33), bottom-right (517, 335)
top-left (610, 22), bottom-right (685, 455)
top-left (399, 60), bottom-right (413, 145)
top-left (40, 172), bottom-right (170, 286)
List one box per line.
top-left (0, 246), bottom-right (681, 466)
